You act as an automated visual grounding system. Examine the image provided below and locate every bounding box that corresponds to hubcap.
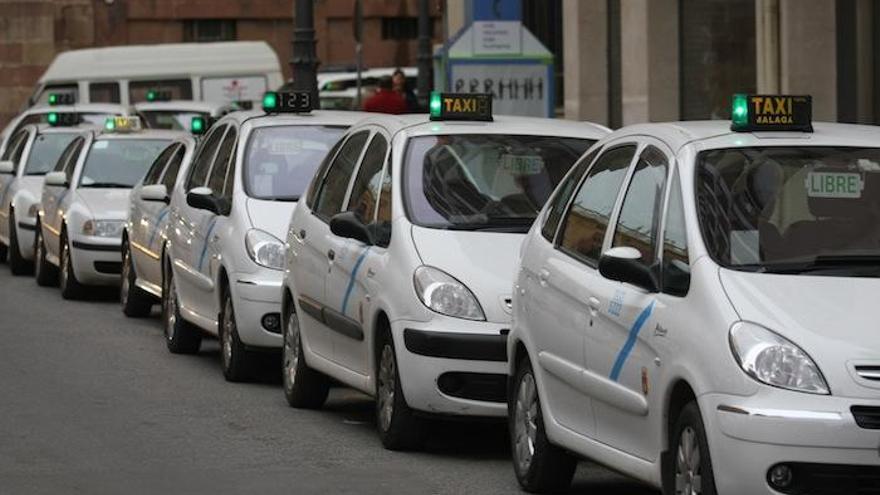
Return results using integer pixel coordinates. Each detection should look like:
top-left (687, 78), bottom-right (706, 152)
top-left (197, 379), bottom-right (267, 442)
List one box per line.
top-left (222, 298), bottom-right (234, 368)
top-left (121, 248), bottom-right (131, 304)
top-left (283, 311), bottom-right (300, 391)
top-left (60, 241), bottom-right (69, 288)
top-left (513, 371), bottom-right (539, 473)
top-left (675, 426), bottom-right (703, 495)
top-left (376, 345), bottom-right (396, 432)
top-left (34, 234), bottom-right (42, 276)
top-left (164, 277), bottom-right (176, 341)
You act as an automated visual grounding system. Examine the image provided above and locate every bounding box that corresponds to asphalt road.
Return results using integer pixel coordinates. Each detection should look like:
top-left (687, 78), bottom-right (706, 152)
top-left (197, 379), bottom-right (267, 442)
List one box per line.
top-left (0, 266), bottom-right (659, 495)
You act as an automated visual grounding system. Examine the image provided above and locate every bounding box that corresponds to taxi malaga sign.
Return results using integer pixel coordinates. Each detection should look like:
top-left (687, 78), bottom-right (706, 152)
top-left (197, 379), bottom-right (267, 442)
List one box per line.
top-left (731, 94), bottom-right (813, 132)
top-left (429, 92), bottom-right (493, 122)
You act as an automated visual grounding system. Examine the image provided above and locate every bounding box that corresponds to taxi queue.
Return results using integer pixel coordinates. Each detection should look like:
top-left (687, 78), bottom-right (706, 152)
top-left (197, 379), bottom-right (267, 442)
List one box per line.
top-left (0, 91), bottom-right (878, 495)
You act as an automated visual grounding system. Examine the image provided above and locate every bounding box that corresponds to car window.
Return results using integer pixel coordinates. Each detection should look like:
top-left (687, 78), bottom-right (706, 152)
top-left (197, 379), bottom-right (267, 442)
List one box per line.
top-left (24, 132), bottom-right (78, 176)
top-left (58, 137), bottom-right (86, 182)
top-left (161, 145), bottom-right (186, 191)
top-left (559, 145), bottom-right (635, 265)
top-left (611, 145), bottom-right (669, 265)
top-left (143, 143), bottom-right (178, 186)
top-left (314, 130), bottom-right (370, 220)
top-left (89, 82), bottom-right (120, 103)
top-left (663, 170), bottom-right (690, 296)
top-left (208, 127), bottom-right (237, 198)
top-left (347, 134), bottom-right (389, 223)
top-left (2, 129), bottom-right (29, 163)
top-left (541, 148), bottom-right (599, 243)
top-left (129, 79), bottom-right (193, 103)
top-left (305, 136), bottom-right (346, 210)
top-left (79, 139), bottom-right (171, 188)
top-left (374, 158), bottom-right (393, 247)
top-left (186, 125), bottom-right (225, 190)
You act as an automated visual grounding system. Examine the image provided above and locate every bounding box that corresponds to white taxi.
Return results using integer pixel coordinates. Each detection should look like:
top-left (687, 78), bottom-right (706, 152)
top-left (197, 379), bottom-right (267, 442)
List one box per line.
top-left (281, 93), bottom-right (608, 450)
top-left (121, 134), bottom-right (197, 316)
top-left (135, 99), bottom-right (237, 133)
top-left (508, 95), bottom-right (880, 494)
top-left (35, 117), bottom-right (184, 298)
top-left (161, 94), bottom-right (365, 382)
top-left (0, 121), bottom-right (94, 274)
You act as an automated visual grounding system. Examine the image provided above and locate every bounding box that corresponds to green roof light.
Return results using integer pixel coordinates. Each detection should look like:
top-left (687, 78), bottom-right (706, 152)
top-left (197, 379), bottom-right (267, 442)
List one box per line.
top-left (731, 93), bottom-right (749, 130)
top-left (104, 118), bottom-right (116, 131)
top-left (190, 116), bottom-right (206, 135)
top-left (146, 90), bottom-right (157, 102)
top-left (47, 112), bottom-right (59, 125)
top-left (429, 92), bottom-right (442, 118)
top-left (48, 94), bottom-right (58, 106)
top-left (262, 91), bottom-right (279, 112)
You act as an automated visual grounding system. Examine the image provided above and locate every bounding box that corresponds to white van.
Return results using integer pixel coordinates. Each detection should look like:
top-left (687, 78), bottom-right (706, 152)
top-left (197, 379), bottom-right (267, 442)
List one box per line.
top-left (28, 41), bottom-right (283, 109)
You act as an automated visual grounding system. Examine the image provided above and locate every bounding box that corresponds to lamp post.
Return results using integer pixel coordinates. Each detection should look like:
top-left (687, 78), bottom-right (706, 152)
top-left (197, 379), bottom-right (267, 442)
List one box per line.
top-left (416, 0), bottom-right (432, 110)
top-left (291, 0), bottom-right (320, 108)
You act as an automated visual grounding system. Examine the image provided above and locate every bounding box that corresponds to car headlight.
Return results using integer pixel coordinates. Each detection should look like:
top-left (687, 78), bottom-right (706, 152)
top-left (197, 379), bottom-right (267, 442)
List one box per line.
top-left (245, 229), bottom-right (285, 270)
top-left (729, 321), bottom-right (829, 395)
top-left (82, 219), bottom-right (125, 238)
top-left (413, 265), bottom-right (485, 321)
top-left (26, 204), bottom-right (39, 218)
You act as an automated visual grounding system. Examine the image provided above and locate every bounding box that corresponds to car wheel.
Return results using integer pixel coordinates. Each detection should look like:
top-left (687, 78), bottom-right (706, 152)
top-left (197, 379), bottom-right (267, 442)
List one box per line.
top-left (219, 288), bottom-right (255, 382)
top-left (375, 330), bottom-right (424, 451)
top-left (669, 402), bottom-right (717, 495)
top-left (120, 240), bottom-right (153, 317)
top-left (510, 355), bottom-right (577, 493)
top-left (282, 301), bottom-right (329, 408)
top-left (163, 262), bottom-right (201, 354)
top-left (59, 231), bottom-right (85, 299)
top-left (8, 213), bottom-right (32, 275)
top-left (34, 223), bottom-right (57, 286)
top-left (0, 239), bottom-right (7, 263)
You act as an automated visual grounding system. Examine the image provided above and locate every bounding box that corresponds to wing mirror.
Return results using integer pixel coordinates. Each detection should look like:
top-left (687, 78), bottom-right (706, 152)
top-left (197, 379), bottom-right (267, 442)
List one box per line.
top-left (186, 187), bottom-right (223, 215)
top-left (329, 211), bottom-right (373, 245)
top-left (598, 246), bottom-right (659, 293)
top-left (0, 160), bottom-right (14, 174)
top-left (140, 184), bottom-right (169, 204)
top-left (44, 171), bottom-right (68, 187)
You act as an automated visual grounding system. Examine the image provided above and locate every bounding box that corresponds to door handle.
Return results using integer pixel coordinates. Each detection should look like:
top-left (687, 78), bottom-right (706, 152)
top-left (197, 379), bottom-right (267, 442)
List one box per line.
top-left (327, 249), bottom-right (335, 261)
top-left (537, 268), bottom-right (550, 287)
top-left (299, 229), bottom-right (306, 239)
top-left (588, 296), bottom-right (600, 316)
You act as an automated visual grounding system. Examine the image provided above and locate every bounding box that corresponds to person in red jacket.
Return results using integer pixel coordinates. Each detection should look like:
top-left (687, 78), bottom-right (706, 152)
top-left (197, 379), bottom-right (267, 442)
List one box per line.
top-left (363, 76), bottom-right (407, 114)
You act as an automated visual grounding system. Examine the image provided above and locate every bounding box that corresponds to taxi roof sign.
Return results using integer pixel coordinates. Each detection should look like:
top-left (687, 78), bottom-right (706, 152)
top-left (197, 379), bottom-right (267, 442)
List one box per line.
top-left (429, 92), bottom-right (493, 122)
top-left (146, 89), bottom-right (172, 102)
top-left (262, 91), bottom-right (312, 113)
top-left (190, 116), bottom-right (207, 135)
top-left (731, 94), bottom-right (813, 132)
top-left (48, 93), bottom-right (75, 106)
top-left (47, 112), bottom-right (80, 127)
top-left (104, 116), bottom-right (142, 133)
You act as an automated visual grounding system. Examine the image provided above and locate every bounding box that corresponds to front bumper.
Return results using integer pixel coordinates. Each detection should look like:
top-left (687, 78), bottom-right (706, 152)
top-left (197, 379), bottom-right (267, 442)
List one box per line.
top-left (229, 271), bottom-right (284, 349)
top-left (702, 391), bottom-right (880, 495)
top-left (70, 236), bottom-right (122, 285)
top-left (392, 317), bottom-right (509, 418)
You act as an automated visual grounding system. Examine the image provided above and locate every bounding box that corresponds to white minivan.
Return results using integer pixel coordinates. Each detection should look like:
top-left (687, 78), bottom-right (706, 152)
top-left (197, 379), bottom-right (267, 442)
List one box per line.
top-left (27, 41), bottom-right (283, 109)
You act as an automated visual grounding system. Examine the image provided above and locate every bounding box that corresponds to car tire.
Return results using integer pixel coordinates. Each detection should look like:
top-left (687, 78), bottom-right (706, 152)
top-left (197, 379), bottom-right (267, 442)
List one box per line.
top-left (59, 230), bottom-right (86, 300)
top-left (120, 240), bottom-right (153, 317)
top-left (282, 301), bottom-right (330, 409)
top-left (0, 240), bottom-right (7, 263)
top-left (34, 222), bottom-right (57, 286)
top-left (510, 355), bottom-right (577, 493)
top-left (8, 213), bottom-right (32, 275)
top-left (375, 330), bottom-right (424, 451)
top-left (163, 261), bottom-right (201, 354)
top-left (219, 288), bottom-right (256, 382)
top-left (667, 401), bottom-right (717, 495)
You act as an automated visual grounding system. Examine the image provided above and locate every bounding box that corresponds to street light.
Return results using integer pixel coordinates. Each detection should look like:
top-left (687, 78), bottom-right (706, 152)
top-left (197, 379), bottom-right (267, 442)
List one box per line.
top-left (291, 0), bottom-right (320, 109)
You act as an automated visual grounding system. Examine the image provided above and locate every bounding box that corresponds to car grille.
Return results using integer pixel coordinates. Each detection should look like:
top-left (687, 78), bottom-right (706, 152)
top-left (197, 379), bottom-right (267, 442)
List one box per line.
top-left (774, 463), bottom-right (880, 495)
top-left (855, 365), bottom-right (880, 382)
top-left (852, 406), bottom-right (880, 429)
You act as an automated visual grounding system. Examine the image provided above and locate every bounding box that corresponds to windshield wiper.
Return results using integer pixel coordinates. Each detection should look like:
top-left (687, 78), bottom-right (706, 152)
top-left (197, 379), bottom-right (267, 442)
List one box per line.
top-left (80, 182), bottom-right (132, 188)
top-left (757, 255), bottom-right (880, 275)
top-left (268, 195), bottom-right (300, 202)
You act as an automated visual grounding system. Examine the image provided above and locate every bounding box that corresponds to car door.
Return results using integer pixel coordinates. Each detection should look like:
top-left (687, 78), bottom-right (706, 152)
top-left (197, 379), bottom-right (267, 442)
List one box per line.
top-left (295, 130), bottom-right (370, 362)
top-left (529, 144), bottom-right (635, 437)
top-left (172, 124), bottom-right (226, 319)
top-left (145, 143), bottom-right (187, 289)
top-left (41, 136), bottom-right (86, 261)
top-left (0, 129), bottom-right (31, 242)
top-left (585, 140), bottom-right (672, 462)
top-left (130, 142), bottom-right (177, 284)
top-left (325, 129), bottom-right (390, 377)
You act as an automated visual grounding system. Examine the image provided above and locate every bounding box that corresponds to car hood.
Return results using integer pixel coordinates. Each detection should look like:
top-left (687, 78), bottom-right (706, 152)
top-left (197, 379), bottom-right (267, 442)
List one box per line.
top-left (245, 198), bottom-right (297, 239)
top-left (75, 188), bottom-right (131, 220)
top-left (720, 269), bottom-right (880, 398)
top-left (411, 225), bottom-right (523, 324)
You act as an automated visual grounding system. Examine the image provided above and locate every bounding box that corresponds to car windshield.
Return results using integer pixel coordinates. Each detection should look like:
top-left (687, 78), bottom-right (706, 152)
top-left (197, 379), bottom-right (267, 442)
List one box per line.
top-left (697, 146), bottom-right (880, 276)
top-left (24, 132), bottom-right (78, 175)
top-left (404, 134), bottom-right (593, 232)
top-left (79, 139), bottom-right (171, 188)
top-left (140, 111), bottom-right (210, 131)
top-left (244, 125), bottom-right (347, 201)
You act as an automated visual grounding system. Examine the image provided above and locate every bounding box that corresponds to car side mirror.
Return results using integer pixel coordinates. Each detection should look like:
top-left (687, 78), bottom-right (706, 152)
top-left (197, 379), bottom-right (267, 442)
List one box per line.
top-left (140, 184), bottom-right (169, 204)
top-left (598, 246), bottom-right (659, 293)
top-left (44, 171), bottom-right (68, 187)
top-left (186, 187), bottom-right (222, 215)
top-left (0, 160), bottom-right (14, 174)
top-left (329, 211), bottom-right (373, 245)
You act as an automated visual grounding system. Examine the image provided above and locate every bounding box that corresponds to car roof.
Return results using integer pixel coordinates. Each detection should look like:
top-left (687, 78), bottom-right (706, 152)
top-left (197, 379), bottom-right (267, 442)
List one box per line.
top-left (23, 103), bottom-right (132, 115)
top-left (133, 100), bottom-right (236, 114)
top-left (350, 113), bottom-right (611, 141)
top-left (95, 129), bottom-right (189, 141)
top-left (214, 109), bottom-right (371, 128)
top-left (31, 123), bottom-right (101, 135)
top-left (609, 120), bottom-right (880, 153)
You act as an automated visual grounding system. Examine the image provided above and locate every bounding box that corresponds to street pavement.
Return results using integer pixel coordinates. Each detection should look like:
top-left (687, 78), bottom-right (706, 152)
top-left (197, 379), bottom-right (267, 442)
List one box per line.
top-left (0, 266), bottom-right (659, 494)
